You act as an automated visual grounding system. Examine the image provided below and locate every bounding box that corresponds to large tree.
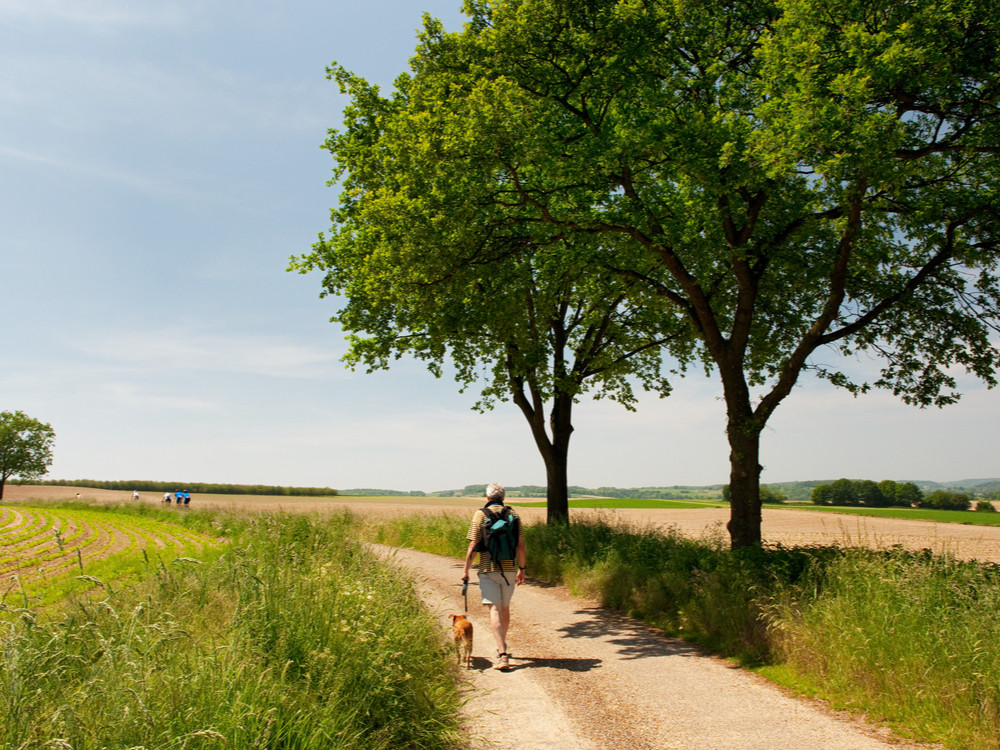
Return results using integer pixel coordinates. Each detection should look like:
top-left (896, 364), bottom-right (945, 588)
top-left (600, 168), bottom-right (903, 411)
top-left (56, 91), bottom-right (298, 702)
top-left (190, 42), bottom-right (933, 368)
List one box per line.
top-left (314, 0), bottom-right (1000, 547)
top-left (0, 411), bottom-right (55, 500)
top-left (295, 68), bottom-right (685, 521)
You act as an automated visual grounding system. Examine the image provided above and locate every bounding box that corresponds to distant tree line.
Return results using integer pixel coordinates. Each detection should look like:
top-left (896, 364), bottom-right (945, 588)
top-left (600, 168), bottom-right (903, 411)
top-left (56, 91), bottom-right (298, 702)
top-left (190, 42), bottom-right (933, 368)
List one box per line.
top-left (808, 479), bottom-right (997, 512)
top-left (25, 479), bottom-right (339, 497)
top-left (341, 489), bottom-right (428, 497)
top-left (460, 484), bottom-right (720, 500)
top-left (722, 485), bottom-right (788, 504)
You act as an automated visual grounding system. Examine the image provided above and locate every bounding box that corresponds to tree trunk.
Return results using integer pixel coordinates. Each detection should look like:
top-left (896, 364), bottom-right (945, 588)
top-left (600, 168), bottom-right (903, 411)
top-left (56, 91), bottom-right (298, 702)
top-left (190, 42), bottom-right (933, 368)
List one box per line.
top-left (726, 424), bottom-right (763, 549)
top-left (543, 445), bottom-right (570, 525)
top-left (544, 391), bottom-right (574, 524)
top-left (510, 381), bottom-right (574, 525)
top-left (721, 373), bottom-right (764, 549)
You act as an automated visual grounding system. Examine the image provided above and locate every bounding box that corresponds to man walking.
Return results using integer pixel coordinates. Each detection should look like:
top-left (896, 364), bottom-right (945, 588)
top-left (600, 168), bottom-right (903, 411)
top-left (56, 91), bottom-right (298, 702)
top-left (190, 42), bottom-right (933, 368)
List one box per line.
top-left (461, 482), bottom-right (526, 670)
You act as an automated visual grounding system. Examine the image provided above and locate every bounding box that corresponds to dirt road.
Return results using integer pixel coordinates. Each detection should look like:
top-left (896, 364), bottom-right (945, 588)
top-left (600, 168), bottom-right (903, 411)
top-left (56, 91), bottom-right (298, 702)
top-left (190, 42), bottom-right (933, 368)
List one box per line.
top-left (377, 544), bottom-right (941, 750)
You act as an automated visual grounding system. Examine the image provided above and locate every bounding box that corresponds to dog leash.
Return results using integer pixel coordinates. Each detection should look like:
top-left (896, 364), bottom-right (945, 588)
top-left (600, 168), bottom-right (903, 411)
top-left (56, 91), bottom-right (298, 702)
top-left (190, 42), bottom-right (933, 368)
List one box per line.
top-left (461, 578), bottom-right (468, 613)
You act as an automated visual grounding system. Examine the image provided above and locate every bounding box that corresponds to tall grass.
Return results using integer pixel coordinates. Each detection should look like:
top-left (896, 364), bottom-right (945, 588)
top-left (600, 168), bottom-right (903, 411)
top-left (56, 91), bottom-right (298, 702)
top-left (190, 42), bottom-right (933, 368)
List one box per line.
top-left (1, 508), bottom-right (462, 750)
top-left (767, 550), bottom-right (1000, 749)
top-left (359, 513), bottom-right (471, 558)
top-left (366, 513), bottom-right (1000, 749)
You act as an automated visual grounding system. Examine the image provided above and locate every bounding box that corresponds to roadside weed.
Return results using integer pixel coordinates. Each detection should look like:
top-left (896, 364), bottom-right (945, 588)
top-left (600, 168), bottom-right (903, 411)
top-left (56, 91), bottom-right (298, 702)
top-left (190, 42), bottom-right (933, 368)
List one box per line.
top-left (0, 508), bottom-right (462, 750)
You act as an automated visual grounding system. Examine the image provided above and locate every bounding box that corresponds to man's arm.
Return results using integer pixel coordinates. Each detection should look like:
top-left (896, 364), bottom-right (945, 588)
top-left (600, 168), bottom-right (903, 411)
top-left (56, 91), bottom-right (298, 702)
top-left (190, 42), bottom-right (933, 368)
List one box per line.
top-left (461, 539), bottom-right (477, 582)
top-left (515, 535), bottom-right (526, 586)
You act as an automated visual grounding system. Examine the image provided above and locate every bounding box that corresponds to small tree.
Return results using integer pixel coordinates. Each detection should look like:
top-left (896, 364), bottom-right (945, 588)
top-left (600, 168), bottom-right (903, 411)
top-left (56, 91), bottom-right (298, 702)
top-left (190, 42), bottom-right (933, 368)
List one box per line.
top-left (726, 484), bottom-right (787, 504)
top-left (0, 411), bottom-right (56, 500)
top-left (920, 489), bottom-right (973, 511)
top-left (855, 479), bottom-right (890, 507)
top-left (828, 478), bottom-right (860, 506)
top-left (810, 483), bottom-right (833, 506)
top-left (878, 479), bottom-right (901, 506)
top-left (893, 482), bottom-right (924, 508)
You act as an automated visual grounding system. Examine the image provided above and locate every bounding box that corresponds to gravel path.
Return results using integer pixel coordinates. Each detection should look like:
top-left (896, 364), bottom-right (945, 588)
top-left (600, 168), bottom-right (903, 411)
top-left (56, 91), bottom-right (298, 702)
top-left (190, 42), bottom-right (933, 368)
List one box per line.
top-left (375, 544), bottom-right (942, 750)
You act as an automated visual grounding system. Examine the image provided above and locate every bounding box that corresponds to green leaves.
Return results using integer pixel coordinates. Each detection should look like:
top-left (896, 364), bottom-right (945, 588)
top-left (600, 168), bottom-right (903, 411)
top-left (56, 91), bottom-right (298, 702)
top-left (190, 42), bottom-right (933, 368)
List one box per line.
top-left (299, 0), bottom-right (1000, 543)
top-left (0, 411), bottom-right (56, 496)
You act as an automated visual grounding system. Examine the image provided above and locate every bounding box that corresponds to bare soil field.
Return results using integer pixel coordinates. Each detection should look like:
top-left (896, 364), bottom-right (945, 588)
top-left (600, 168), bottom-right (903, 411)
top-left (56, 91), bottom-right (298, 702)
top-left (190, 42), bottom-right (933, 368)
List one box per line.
top-left (8, 484), bottom-right (1000, 563)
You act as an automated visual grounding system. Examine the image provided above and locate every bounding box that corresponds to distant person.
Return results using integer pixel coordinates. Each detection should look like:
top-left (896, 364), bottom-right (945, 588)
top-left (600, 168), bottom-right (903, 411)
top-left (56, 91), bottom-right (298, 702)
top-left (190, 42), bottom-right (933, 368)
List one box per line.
top-left (461, 482), bottom-right (526, 671)
top-left (163, 492), bottom-right (172, 503)
top-left (182, 491), bottom-right (191, 506)
top-left (132, 490), bottom-right (140, 501)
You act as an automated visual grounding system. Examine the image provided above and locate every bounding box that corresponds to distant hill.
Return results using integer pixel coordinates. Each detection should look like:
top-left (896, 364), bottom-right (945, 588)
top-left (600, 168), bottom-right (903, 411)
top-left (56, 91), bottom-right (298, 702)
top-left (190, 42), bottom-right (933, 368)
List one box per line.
top-left (917, 478), bottom-right (1000, 494)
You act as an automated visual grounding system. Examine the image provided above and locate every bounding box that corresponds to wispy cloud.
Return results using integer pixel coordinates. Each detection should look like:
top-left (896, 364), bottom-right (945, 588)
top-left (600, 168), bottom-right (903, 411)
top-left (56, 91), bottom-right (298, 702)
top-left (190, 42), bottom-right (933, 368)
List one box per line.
top-left (70, 326), bottom-right (341, 380)
top-left (0, 0), bottom-right (195, 33)
top-left (0, 142), bottom-right (223, 201)
top-left (97, 382), bottom-right (223, 413)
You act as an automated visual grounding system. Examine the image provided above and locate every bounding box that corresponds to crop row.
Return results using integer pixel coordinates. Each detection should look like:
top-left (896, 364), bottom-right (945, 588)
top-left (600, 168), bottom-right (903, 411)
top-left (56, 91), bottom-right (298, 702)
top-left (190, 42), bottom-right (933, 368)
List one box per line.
top-left (0, 506), bottom-right (224, 600)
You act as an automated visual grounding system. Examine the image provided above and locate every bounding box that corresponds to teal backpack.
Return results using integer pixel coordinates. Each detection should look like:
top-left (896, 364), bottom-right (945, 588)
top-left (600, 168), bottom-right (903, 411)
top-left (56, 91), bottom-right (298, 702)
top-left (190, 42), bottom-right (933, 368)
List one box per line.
top-left (476, 504), bottom-right (519, 583)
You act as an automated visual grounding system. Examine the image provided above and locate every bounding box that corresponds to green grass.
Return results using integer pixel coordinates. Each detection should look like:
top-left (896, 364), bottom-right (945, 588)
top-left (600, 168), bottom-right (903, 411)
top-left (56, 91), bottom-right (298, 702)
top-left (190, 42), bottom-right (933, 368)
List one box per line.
top-left (763, 551), bottom-right (1000, 748)
top-left (362, 513), bottom-right (1000, 750)
top-left (0, 503), bottom-right (226, 607)
top-left (0, 503), bottom-right (463, 750)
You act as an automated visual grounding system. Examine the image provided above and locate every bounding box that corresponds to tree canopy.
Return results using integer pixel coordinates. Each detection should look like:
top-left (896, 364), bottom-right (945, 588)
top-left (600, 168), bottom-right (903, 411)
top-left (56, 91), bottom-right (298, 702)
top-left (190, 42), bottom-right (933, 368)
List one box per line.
top-left (296, 57), bottom-right (688, 523)
top-left (295, 149), bottom-right (683, 521)
top-left (0, 411), bottom-right (55, 500)
top-left (303, 0), bottom-right (1000, 545)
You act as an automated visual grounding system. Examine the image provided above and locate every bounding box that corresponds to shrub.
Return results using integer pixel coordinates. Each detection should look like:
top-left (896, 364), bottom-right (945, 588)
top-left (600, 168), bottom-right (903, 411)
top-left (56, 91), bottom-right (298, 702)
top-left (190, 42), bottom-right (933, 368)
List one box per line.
top-left (920, 490), bottom-right (973, 511)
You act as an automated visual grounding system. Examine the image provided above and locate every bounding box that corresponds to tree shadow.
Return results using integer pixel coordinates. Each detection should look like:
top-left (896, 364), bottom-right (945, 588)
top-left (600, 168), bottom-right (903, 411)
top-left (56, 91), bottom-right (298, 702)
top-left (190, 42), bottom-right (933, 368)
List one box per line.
top-left (558, 607), bottom-right (711, 661)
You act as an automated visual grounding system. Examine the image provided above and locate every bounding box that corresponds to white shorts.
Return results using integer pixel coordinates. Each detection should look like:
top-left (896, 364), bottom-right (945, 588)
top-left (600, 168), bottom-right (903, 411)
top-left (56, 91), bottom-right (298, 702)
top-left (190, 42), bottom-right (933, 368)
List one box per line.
top-left (478, 571), bottom-right (516, 606)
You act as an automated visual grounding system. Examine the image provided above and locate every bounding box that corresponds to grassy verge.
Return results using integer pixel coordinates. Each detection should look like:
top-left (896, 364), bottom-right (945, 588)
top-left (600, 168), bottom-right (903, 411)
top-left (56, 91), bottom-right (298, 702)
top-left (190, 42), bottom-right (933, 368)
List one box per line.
top-left (363, 513), bottom-right (1000, 750)
top-left (763, 550), bottom-right (1000, 748)
top-left (1, 504), bottom-right (462, 750)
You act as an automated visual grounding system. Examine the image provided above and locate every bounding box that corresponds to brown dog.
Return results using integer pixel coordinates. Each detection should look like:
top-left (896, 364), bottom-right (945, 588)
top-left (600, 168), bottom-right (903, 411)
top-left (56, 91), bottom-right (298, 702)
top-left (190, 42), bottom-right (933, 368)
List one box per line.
top-left (448, 614), bottom-right (474, 668)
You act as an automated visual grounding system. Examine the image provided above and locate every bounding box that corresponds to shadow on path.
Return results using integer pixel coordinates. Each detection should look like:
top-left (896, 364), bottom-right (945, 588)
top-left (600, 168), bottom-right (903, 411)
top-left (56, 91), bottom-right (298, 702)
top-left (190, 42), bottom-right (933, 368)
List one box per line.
top-left (559, 607), bottom-right (710, 661)
top-left (468, 656), bottom-right (602, 673)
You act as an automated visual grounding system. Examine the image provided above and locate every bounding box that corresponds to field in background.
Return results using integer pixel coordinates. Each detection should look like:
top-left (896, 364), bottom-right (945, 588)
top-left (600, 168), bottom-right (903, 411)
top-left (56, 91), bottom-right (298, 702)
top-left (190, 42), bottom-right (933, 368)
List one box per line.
top-left (8, 484), bottom-right (1000, 563)
top-left (0, 503), bottom-right (225, 607)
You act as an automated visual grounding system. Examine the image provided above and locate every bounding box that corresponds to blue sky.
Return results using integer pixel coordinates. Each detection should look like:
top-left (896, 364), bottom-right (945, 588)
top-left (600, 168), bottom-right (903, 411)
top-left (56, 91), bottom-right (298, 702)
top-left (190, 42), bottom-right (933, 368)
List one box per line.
top-left (2, 0), bottom-right (996, 492)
